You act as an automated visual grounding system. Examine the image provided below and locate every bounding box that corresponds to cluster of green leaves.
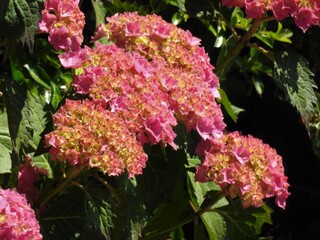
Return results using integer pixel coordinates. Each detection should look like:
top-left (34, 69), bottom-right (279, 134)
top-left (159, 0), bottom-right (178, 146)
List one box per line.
top-left (0, 0), bottom-right (43, 55)
top-left (1, 0), bottom-right (318, 239)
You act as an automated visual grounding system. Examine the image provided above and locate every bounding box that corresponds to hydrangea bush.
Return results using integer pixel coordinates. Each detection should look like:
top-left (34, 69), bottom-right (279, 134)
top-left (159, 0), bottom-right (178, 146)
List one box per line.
top-left (1, 0), bottom-right (318, 238)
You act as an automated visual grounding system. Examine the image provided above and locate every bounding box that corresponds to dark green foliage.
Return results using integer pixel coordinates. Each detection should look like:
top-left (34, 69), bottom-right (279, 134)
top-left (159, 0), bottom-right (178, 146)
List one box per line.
top-left (274, 51), bottom-right (317, 121)
top-left (0, 0), bottom-right (43, 55)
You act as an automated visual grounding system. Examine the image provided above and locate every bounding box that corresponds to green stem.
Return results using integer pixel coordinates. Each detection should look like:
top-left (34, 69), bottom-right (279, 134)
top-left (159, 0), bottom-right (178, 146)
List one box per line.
top-left (142, 216), bottom-right (194, 240)
top-left (218, 12), bottom-right (240, 40)
top-left (215, 16), bottom-right (275, 78)
top-left (142, 193), bottom-right (226, 239)
top-left (36, 166), bottom-right (83, 207)
top-left (245, 42), bottom-right (274, 61)
top-left (93, 173), bottom-right (121, 204)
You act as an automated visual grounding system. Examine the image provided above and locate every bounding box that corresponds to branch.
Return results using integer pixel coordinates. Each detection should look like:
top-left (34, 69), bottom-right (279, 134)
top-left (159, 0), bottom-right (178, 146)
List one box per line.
top-left (215, 16), bottom-right (276, 78)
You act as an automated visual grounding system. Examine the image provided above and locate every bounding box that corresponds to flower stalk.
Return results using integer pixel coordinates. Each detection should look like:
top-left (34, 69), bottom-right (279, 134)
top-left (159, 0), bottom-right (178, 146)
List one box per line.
top-left (215, 16), bottom-right (275, 78)
top-left (36, 166), bottom-right (84, 208)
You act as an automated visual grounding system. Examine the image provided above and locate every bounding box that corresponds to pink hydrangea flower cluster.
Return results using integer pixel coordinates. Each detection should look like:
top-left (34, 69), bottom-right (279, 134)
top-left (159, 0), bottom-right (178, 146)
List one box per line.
top-left (39, 0), bottom-right (85, 51)
top-left (45, 99), bottom-right (148, 177)
top-left (59, 43), bottom-right (178, 148)
top-left (40, 2), bottom-right (290, 206)
top-left (222, 0), bottom-right (320, 32)
top-left (92, 12), bottom-right (225, 140)
top-left (195, 131), bottom-right (290, 209)
top-left (46, 9), bottom-right (225, 177)
top-left (0, 188), bottom-right (42, 239)
top-left (17, 162), bottom-right (41, 207)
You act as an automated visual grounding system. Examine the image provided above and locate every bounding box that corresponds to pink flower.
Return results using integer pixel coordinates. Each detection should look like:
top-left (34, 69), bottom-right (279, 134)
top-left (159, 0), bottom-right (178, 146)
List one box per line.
top-left (222, 0), bottom-right (245, 7)
top-left (196, 116), bottom-right (225, 140)
top-left (159, 75), bottom-right (178, 91)
top-left (39, 0), bottom-right (85, 52)
top-left (153, 24), bottom-right (172, 38)
top-left (144, 116), bottom-right (165, 144)
top-left (132, 54), bottom-right (156, 78)
top-left (271, 0), bottom-right (299, 20)
top-left (91, 23), bottom-right (109, 42)
top-left (17, 164), bottom-right (41, 206)
top-left (0, 188), bottom-right (42, 239)
top-left (195, 164), bottom-right (210, 182)
top-left (144, 115), bottom-right (177, 149)
top-left (245, 0), bottom-right (266, 19)
top-left (195, 131), bottom-right (290, 209)
top-left (232, 145), bottom-right (250, 164)
top-left (294, 7), bottom-right (318, 32)
top-left (45, 99), bottom-right (148, 177)
top-left (58, 48), bottom-right (89, 69)
top-left (125, 21), bottom-right (141, 36)
top-left (72, 71), bottom-right (95, 94)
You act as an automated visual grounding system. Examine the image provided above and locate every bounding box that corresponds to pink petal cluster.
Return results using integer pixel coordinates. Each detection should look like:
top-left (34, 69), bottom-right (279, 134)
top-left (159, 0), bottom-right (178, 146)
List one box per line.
top-left (91, 12), bottom-right (225, 140)
top-left (42, 10), bottom-right (225, 177)
top-left (39, 0), bottom-right (85, 51)
top-left (41, 4), bottom-right (290, 205)
top-left (222, 0), bottom-right (320, 32)
top-left (0, 188), bottom-right (42, 239)
top-left (17, 162), bottom-right (41, 207)
top-left (195, 131), bottom-right (290, 209)
top-left (61, 43), bottom-right (178, 148)
top-left (45, 99), bottom-right (148, 177)
top-left (100, 12), bottom-right (218, 89)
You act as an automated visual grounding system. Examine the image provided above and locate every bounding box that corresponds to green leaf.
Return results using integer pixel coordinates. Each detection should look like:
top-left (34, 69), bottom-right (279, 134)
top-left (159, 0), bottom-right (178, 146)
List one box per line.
top-left (167, 0), bottom-right (186, 11)
top-left (90, 0), bottom-right (107, 26)
top-left (214, 199), bottom-right (273, 239)
top-left (230, 7), bottom-right (252, 30)
top-left (142, 202), bottom-right (188, 240)
top-left (15, 0), bottom-right (42, 51)
top-left (111, 175), bottom-right (150, 239)
top-left (3, 79), bottom-right (49, 161)
top-left (187, 170), bottom-right (228, 240)
top-left (274, 51), bottom-right (317, 120)
top-left (170, 227), bottom-right (186, 240)
top-left (215, 35), bottom-right (238, 80)
top-left (112, 146), bottom-right (188, 239)
top-left (84, 180), bottom-right (115, 239)
top-left (23, 63), bottom-right (51, 90)
top-left (0, 101), bottom-right (12, 174)
top-left (90, 0), bottom-right (113, 45)
top-left (255, 22), bottom-right (293, 48)
top-left (31, 153), bottom-right (53, 178)
top-left (252, 76), bottom-right (264, 97)
top-left (218, 88), bottom-right (243, 122)
top-left (10, 58), bottom-right (25, 83)
top-left (171, 11), bottom-right (188, 25)
top-left (0, 0), bottom-right (42, 54)
top-left (40, 185), bottom-right (105, 240)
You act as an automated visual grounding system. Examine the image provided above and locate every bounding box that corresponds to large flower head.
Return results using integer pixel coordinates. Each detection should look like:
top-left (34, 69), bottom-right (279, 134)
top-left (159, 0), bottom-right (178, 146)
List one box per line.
top-left (91, 12), bottom-right (225, 141)
top-left (195, 131), bottom-right (290, 209)
top-left (98, 12), bottom-right (219, 90)
top-left (45, 99), bottom-right (148, 177)
top-left (39, 0), bottom-right (85, 51)
top-left (59, 43), bottom-right (178, 148)
top-left (0, 188), bottom-right (42, 239)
